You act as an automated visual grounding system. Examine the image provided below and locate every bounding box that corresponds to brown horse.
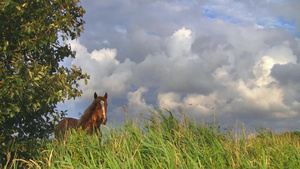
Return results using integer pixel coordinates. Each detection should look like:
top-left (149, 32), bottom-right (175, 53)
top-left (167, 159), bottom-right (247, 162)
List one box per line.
top-left (56, 92), bottom-right (108, 137)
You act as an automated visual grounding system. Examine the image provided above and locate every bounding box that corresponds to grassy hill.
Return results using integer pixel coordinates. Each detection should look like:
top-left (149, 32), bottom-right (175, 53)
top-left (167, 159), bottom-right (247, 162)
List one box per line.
top-left (7, 110), bottom-right (300, 168)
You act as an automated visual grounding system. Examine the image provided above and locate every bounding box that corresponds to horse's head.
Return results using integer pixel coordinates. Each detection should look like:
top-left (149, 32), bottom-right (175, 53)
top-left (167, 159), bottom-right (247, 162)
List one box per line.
top-left (94, 92), bottom-right (108, 125)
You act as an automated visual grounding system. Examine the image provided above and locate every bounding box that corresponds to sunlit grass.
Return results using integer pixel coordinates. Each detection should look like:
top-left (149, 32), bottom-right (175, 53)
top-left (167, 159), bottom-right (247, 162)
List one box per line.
top-left (11, 110), bottom-right (300, 168)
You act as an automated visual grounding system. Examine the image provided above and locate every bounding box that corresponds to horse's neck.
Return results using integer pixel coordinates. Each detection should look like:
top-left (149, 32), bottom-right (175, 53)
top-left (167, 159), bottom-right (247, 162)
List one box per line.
top-left (78, 101), bottom-right (95, 126)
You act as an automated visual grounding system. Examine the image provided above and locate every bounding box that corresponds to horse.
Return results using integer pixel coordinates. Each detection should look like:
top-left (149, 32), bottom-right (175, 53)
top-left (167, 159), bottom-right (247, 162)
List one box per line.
top-left (56, 92), bottom-right (108, 137)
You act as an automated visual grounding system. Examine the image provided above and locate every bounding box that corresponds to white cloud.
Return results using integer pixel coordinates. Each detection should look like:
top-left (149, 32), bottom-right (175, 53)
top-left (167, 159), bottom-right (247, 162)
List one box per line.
top-left (70, 40), bottom-right (133, 98)
top-left (236, 80), bottom-right (287, 113)
top-left (58, 0), bottom-right (300, 131)
top-left (90, 48), bottom-right (119, 64)
top-left (157, 92), bottom-right (182, 110)
top-left (252, 42), bottom-right (297, 87)
top-left (253, 56), bottom-right (276, 87)
top-left (165, 27), bottom-right (193, 58)
top-left (102, 58), bottom-right (135, 96)
top-left (127, 87), bottom-right (153, 114)
top-left (178, 93), bottom-right (228, 119)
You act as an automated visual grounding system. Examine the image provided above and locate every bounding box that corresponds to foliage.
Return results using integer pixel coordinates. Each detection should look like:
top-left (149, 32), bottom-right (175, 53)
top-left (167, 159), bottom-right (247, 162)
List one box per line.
top-left (14, 110), bottom-right (300, 168)
top-left (0, 0), bottom-right (88, 166)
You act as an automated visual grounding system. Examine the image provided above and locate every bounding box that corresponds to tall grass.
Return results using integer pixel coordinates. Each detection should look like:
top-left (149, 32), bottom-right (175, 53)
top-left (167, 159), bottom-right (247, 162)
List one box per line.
top-left (10, 110), bottom-right (300, 168)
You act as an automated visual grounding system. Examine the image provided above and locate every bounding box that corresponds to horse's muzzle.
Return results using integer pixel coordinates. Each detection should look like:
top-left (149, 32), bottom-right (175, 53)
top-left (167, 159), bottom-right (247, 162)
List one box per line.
top-left (102, 117), bottom-right (107, 125)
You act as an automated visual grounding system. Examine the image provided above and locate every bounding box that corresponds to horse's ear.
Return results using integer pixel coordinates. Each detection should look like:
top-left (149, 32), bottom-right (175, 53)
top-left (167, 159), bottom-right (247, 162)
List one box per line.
top-left (104, 92), bottom-right (108, 100)
top-left (94, 92), bottom-right (98, 99)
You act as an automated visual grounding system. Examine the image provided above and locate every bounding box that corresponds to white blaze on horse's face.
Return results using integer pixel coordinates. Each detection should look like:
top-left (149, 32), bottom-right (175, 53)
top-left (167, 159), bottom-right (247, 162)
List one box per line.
top-left (100, 100), bottom-right (106, 120)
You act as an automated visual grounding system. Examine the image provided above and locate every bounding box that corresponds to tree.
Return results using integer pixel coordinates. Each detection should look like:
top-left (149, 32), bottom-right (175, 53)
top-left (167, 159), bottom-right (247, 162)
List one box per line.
top-left (0, 0), bottom-right (89, 165)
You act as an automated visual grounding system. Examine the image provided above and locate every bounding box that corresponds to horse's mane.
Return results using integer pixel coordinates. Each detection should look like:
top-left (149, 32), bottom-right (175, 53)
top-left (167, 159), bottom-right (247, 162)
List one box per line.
top-left (77, 100), bottom-right (96, 127)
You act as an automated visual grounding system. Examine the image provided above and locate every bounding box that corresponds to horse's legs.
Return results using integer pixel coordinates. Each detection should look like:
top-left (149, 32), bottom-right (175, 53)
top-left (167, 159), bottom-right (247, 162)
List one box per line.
top-left (89, 123), bottom-right (102, 141)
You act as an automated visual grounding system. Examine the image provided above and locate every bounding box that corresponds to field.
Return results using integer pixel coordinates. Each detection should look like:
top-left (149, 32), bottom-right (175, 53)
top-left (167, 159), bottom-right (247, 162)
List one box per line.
top-left (6, 110), bottom-right (300, 168)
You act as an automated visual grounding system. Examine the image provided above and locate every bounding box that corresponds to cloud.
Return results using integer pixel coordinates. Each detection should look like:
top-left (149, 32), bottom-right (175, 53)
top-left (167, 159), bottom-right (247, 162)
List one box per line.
top-left (271, 63), bottom-right (300, 85)
top-left (58, 0), bottom-right (300, 132)
top-left (70, 40), bottom-right (135, 98)
top-left (134, 27), bottom-right (220, 95)
top-left (157, 92), bottom-right (182, 110)
top-left (101, 58), bottom-right (135, 96)
top-left (165, 27), bottom-right (193, 58)
top-left (127, 87), bottom-right (153, 114)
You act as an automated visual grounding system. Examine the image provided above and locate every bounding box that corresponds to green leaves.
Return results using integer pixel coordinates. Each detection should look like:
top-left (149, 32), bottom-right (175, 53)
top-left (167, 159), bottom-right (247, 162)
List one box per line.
top-left (1, 0), bottom-right (10, 8)
top-left (0, 0), bottom-right (88, 165)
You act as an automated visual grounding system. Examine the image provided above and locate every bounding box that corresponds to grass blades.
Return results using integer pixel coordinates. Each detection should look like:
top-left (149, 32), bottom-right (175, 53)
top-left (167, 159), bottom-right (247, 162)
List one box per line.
top-left (14, 110), bottom-right (300, 168)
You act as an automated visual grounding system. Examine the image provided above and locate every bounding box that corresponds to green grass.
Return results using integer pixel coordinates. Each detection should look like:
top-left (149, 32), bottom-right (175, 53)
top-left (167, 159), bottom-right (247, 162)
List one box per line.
top-left (9, 110), bottom-right (300, 168)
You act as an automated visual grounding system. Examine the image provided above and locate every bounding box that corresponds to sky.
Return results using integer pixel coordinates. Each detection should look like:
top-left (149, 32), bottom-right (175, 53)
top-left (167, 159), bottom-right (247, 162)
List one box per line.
top-left (58, 0), bottom-right (300, 132)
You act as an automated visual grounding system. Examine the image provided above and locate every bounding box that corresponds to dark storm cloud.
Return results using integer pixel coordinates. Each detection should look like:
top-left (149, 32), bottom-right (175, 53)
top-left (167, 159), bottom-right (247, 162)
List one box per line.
top-left (271, 63), bottom-right (300, 85)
